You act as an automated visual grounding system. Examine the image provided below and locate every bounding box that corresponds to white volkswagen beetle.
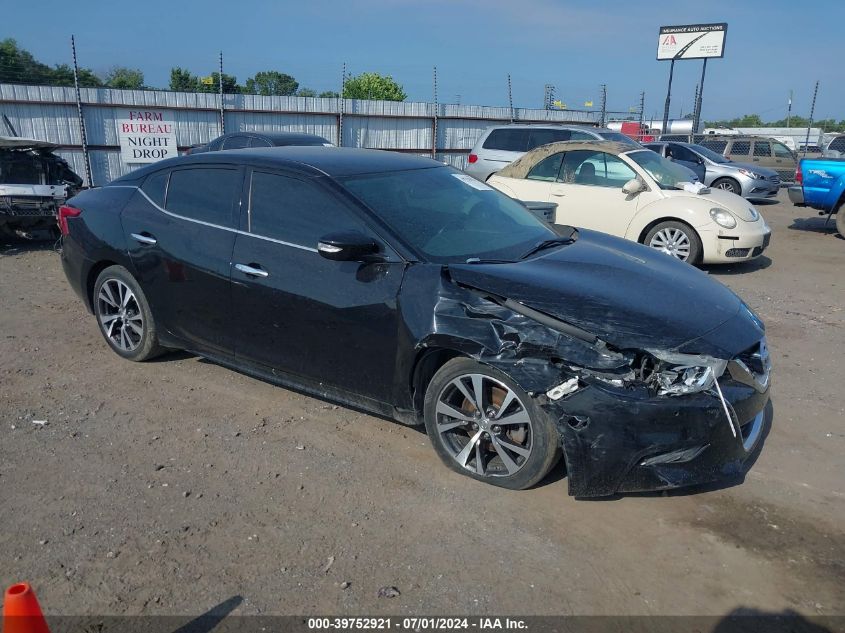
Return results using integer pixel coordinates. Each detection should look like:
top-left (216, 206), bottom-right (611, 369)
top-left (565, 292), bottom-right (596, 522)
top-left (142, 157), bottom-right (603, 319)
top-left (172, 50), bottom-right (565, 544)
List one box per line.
top-left (487, 141), bottom-right (772, 264)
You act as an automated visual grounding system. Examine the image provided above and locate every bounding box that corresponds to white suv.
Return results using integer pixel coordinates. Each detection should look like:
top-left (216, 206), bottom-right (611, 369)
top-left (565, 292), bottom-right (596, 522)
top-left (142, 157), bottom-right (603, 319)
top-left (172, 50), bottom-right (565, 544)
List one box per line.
top-left (464, 124), bottom-right (640, 181)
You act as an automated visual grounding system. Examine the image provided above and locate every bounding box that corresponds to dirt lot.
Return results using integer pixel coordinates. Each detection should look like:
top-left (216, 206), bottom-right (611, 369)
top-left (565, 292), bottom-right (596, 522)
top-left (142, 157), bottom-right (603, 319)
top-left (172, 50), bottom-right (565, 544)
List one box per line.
top-left (1, 190), bottom-right (843, 621)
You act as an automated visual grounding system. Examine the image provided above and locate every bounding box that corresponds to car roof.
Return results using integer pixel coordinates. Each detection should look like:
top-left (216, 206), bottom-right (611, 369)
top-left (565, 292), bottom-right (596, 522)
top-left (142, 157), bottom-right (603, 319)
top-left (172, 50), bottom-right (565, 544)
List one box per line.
top-left (496, 140), bottom-right (644, 180)
top-left (483, 123), bottom-right (611, 132)
top-left (112, 147), bottom-right (442, 183)
top-left (0, 135), bottom-right (60, 150)
top-left (224, 131), bottom-right (329, 145)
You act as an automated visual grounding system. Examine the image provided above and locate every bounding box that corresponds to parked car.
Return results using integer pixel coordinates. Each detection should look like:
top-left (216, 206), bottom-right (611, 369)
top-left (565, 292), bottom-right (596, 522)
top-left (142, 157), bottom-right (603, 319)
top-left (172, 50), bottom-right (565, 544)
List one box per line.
top-left (645, 141), bottom-right (781, 199)
top-left (823, 135), bottom-right (845, 157)
top-left (788, 155), bottom-right (845, 237)
top-left (1, 136), bottom-right (82, 240)
top-left (697, 135), bottom-right (797, 182)
top-left (58, 147), bottom-right (770, 496)
top-left (488, 141), bottom-right (771, 265)
top-left (186, 131), bottom-right (332, 154)
top-left (464, 124), bottom-right (640, 182)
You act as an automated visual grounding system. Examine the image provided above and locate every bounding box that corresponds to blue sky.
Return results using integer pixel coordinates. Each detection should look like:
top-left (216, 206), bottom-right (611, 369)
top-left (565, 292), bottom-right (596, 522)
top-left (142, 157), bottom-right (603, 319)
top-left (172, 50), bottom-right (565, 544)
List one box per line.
top-left (7, 0), bottom-right (843, 121)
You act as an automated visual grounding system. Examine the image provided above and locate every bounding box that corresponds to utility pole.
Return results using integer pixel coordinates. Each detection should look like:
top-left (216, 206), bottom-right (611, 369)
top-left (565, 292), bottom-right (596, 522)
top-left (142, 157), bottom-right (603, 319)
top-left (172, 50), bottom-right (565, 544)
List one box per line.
top-left (661, 59), bottom-right (675, 136)
top-left (692, 58), bottom-right (708, 135)
top-left (599, 84), bottom-right (607, 127)
top-left (507, 74), bottom-right (514, 122)
top-left (218, 51), bottom-right (225, 134)
top-left (638, 91), bottom-right (645, 140)
top-left (432, 66), bottom-right (438, 159)
top-left (804, 81), bottom-right (819, 157)
top-left (543, 84), bottom-right (555, 110)
top-left (338, 62), bottom-right (346, 147)
top-left (70, 35), bottom-right (92, 188)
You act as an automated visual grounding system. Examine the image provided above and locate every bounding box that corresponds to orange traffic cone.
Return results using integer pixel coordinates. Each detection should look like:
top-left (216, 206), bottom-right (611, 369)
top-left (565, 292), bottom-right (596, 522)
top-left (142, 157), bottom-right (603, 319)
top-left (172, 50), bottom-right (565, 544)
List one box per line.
top-left (2, 583), bottom-right (50, 633)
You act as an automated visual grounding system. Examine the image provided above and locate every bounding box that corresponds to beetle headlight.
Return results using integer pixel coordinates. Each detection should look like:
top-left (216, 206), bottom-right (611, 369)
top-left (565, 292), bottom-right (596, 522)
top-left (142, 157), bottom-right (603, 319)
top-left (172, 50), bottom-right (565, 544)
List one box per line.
top-left (709, 207), bottom-right (737, 229)
top-left (645, 349), bottom-right (728, 396)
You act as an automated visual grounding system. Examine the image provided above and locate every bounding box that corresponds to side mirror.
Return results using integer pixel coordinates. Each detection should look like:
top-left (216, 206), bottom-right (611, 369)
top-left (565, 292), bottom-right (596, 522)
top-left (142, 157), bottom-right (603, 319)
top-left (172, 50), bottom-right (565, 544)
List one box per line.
top-left (622, 178), bottom-right (644, 195)
top-left (317, 231), bottom-right (379, 262)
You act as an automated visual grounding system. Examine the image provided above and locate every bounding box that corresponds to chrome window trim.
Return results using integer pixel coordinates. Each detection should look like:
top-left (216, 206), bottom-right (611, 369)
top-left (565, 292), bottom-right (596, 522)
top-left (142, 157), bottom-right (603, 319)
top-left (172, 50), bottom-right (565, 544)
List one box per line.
top-left (112, 185), bottom-right (318, 253)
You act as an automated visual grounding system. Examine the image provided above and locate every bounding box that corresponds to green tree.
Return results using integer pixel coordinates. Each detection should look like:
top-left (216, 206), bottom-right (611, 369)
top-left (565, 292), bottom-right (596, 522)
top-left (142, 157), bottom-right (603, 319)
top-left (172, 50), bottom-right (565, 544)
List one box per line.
top-left (50, 63), bottom-right (102, 87)
top-left (319, 90), bottom-right (339, 98)
top-left (169, 67), bottom-right (199, 92)
top-left (342, 72), bottom-right (406, 101)
top-left (0, 38), bottom-right (53, 84)
top-left (295, 87), bottom-right (317, 97)
top-left (104, 66), bottom-right (145, 90)
top-left (244, 70), bottom-right (298, 96)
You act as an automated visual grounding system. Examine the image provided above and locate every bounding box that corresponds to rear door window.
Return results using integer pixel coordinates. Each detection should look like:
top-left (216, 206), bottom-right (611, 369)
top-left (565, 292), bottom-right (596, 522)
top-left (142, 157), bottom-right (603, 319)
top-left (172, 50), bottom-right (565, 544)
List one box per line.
top-left (526, 153), bottom-right (564, 181)
top-left (753, 141), bottom-right (772, 157)
top-left (730, 140), bottom-right (751, 156)
top-left (569, 130), bottom-right (598, 141)
top-left (561, 150), bottom-right (636, 187)
top-left (829, 137), bottom-right (845, 153)
top-left (668, 144), bottom-right (699, 163)
top-left (165, 167), bottom-right (241, 227)
top-left (248, 171), bottom-right (369, 246)
top-left (248, 136), bottom-right (272, 148)
top-left (482, 129), bottom-right (529, 152)
top-left (699, 139), bottom-right (728, 153)
top-left (222, 135), bottom-right (250, 150)
top-left (527, 129), bottom-right (570, 149)
top-left (141, 170), bottom-right (169, 207)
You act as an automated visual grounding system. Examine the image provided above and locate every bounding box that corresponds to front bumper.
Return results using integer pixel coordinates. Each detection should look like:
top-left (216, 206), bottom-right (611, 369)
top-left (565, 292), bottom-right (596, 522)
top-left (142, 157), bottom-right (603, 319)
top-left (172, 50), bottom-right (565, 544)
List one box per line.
top-left (547, 377), bottom-right (770, 497)
top-left (703, 226), bottom-right (772, 263)
top-left (787, 186), bottom-right (805, 206)
top-left (743, 178), bottom-right (779, 199)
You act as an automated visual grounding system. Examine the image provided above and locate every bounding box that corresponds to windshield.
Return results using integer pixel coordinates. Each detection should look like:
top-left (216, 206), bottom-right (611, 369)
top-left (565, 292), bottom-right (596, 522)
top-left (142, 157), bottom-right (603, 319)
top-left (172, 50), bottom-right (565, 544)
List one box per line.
top-left (598, 131), bottom-right (640, 147)
top-left (625, 150), bottom-right (696, 190)
top-left (689, 144), bottom-right (729, 164)
top-left (340, 167), bottom-right (557, 264)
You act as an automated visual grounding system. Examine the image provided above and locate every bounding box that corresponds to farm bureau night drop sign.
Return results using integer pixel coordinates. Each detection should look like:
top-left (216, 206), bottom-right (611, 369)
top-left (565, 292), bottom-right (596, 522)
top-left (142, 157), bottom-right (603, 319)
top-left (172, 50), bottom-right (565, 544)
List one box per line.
top-left (117, 109), bottom-right (179, 163)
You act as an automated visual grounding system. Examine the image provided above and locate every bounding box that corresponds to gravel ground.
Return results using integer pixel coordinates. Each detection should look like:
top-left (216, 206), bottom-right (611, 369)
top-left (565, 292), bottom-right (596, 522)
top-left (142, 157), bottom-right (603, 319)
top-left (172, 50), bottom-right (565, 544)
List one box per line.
top-left (0, 190), bottom-right (843, 621)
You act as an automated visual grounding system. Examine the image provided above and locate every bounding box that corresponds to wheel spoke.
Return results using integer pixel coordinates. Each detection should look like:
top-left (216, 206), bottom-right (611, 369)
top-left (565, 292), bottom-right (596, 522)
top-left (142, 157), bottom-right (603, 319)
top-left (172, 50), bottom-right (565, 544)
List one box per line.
top-left (120, 284), bottom-right (133, 308)
top-left (119, 327), bottom-right (129, 350)
top-left (495, 436), bottom-right (531, 458)
top-left (475, 442), bottom-right (485, 475)
top-left (470, 375), bottom-right (485, 413)
top-left (450, 378), bottom-right (478, 412)
top-left (106, 319), bottom-right (118, 337)
top-left (494, 390), bottom-right (517, 418)
top-left (126, 321), bottom-right (143, 337)
top-left (489, 435), bottom-right (521, 474)
top-left (99, 287), bottom-right (118, 308)
top-left (455, 430), bottom-right (483, 468)
top-left (495, 408), bottom-right (530, 426)
top-left (100, 314), bottom-right (120, 324)
top-left (436, 401), bottom-right (474, 422)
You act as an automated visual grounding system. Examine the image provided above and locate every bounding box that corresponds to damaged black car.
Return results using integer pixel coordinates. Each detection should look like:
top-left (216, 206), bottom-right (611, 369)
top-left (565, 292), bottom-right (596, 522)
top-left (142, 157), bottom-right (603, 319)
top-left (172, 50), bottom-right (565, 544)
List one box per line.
top-left (58, 147), bottom-right (771, 497)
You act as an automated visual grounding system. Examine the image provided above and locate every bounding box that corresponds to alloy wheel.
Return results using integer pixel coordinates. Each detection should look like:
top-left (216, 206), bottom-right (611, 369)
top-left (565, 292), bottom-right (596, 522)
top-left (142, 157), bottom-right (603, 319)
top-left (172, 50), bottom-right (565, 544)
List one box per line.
top-left (435, 373), bottom-right (534, 477)
top-left (97, 279), bottom-right (144, 352)
top-left (648, 228), bottom-right (691, 261)
top-left (717, 181), bottom-right (737, 192)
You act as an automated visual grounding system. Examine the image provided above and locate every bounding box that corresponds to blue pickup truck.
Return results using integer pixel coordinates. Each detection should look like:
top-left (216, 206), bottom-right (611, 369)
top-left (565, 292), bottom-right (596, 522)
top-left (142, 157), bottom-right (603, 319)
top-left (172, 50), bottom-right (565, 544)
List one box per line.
top-left (789, 156), bottom-right (845, 237)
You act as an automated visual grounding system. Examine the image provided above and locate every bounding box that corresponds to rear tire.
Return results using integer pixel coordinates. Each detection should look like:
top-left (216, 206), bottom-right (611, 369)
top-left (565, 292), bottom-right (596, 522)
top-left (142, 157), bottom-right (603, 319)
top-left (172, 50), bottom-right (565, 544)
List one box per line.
top-left (835, 202), bottom-right (845, 238)
top-left (712, 177), bottom-right (741, 195)
top-left (423, 358), bottom-right (560, 490)
top-left (644, 220), bottom-right (703, 265)
top-left (93, 265), bottom-right (163, 362)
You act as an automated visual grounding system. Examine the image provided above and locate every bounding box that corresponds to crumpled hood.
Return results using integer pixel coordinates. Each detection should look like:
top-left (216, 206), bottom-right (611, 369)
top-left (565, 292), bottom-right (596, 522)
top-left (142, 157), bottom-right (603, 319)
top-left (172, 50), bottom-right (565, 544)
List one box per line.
top-left (448, 229), bottom-right (751, 354)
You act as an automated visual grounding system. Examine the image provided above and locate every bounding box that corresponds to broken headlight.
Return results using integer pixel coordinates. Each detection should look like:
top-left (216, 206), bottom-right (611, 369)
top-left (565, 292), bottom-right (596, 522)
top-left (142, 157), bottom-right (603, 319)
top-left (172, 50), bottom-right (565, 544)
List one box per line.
top-left (644, 350), bottom-right (728, 396)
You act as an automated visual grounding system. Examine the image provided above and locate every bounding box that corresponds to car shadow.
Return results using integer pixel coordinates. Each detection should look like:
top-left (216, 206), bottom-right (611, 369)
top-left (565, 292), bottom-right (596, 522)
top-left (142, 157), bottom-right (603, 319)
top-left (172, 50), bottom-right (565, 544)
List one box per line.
top-left (750, 198), bottom-right (781, 206)
top-left (711, 607), bottom-right (837, 633)
top-left (789, 216), bottom-right (843, 238)
top-left (576, 399), bottom-right (774, 501)
top-left (0, 236), bottom-right (60, 256)
top-left (702, 255), bottom-right (772, 276)
top-left (170, 595), bottom-right (243, 633)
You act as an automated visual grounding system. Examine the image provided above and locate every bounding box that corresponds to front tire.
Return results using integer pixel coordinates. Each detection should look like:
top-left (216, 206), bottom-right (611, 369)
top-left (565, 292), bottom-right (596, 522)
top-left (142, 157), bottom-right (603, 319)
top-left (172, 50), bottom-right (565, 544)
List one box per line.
top-left (423, 358), bottom-right (560, 490)
top-left (93, 265), bottom-right (163, 361)
top-left (644, 220), bottom-right (703, 264)
top-left (712, 177), bottom-right (741, 195)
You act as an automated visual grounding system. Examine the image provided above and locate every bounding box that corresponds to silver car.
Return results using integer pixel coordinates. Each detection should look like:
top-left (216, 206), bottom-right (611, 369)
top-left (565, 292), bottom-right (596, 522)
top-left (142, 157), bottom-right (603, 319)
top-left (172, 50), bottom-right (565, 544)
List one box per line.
top-left (645, 141), bottom-right (780, 200)
top-left (464, 124), bottom-right (640, 181)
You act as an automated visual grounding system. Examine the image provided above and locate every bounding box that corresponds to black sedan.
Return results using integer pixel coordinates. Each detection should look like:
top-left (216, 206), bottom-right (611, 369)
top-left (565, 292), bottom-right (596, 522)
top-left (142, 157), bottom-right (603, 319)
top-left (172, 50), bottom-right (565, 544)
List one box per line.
top-left (57, 148), bottom-right (771, 496)
top-left (185, 131), bottom-right (332, 154)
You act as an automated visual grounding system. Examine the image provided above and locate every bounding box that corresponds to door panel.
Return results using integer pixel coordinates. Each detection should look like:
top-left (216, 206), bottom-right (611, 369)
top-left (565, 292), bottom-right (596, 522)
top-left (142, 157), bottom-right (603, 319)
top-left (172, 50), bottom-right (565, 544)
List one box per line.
top-left (121, 166), bottom-right (241, 356)
top-left (230, 169), bottom-right (404, 403)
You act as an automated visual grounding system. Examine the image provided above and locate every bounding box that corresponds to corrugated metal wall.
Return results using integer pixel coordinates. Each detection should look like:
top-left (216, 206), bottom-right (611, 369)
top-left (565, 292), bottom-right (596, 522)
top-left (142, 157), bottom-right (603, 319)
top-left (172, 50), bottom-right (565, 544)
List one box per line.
top-left (0, 83), bottom-right (599, 185)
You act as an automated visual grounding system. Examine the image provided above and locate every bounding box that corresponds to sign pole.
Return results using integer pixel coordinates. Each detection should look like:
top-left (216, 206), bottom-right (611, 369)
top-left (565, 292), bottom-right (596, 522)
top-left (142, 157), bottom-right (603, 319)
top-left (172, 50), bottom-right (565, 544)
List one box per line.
top-left (803, 81), bottom-right (819, 158)
top-left (693, 58), bottom-right (708, 135)
top-left (507, 74), bottom-right (514, 123)
top-left (661, 59), bottom-right (675, 136)
top-left (218, 51), bottom-right (225, 134)
top-left (70, 35), bottom-right (93, 188)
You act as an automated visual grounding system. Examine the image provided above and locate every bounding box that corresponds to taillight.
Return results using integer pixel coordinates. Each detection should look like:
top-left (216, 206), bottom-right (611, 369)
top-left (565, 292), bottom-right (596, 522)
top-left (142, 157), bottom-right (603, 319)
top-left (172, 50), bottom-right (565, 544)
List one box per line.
top-left (795, 163), bottom-right (802, 185)
top-left (467, 153), bottom-right (478, 164)
top-left (58, 205), bottom-right (81, 236)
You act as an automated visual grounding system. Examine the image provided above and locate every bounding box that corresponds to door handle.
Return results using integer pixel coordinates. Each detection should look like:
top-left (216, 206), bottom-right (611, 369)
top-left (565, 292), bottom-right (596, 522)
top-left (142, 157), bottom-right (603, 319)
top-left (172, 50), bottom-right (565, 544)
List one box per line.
top-left (550, 190), bottom-right (566, 197)
top-left (235, 263), bottom-right (269, 278)
top-left (130, 232), bottom-right (157, 246)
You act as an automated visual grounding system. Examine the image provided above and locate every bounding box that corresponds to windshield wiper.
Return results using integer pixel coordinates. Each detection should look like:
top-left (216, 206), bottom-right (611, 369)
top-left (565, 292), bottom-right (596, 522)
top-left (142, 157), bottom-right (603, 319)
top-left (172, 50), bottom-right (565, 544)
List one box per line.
top-left (464, 257), bottom-right (515, 264)
top-left (518, 236), bottom-right (575, 260)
